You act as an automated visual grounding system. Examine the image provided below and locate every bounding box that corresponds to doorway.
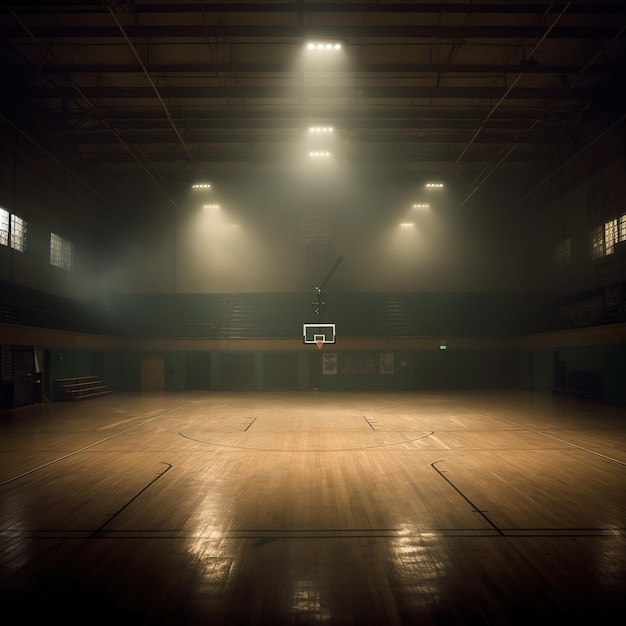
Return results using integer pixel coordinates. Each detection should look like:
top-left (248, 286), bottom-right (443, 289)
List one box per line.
top-left (141, 355), bottom-right (165, 391)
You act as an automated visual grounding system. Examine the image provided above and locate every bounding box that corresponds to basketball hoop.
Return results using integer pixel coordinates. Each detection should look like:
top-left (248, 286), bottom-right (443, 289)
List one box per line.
top-left (303, 324), bottom-right (336, 348)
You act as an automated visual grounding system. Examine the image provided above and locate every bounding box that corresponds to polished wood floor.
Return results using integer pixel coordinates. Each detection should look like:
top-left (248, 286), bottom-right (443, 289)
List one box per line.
top-left (1, 390), bottom-right (625, 625)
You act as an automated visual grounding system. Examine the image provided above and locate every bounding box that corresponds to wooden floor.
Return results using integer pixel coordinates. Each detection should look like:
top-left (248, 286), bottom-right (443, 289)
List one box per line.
top-left (1, 390), bottom-right (625, 625)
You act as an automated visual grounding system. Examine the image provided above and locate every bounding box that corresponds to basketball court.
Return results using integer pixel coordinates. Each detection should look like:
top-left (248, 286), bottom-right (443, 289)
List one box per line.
top-left (1, 389), bottom-right (624, 624)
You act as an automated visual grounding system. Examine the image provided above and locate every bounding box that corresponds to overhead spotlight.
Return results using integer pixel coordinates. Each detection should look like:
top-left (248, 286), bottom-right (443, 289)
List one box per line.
top-left (412, 203), bottom-right (430, 209)
top-left (309, 151), bottom-right (330, 157)
top-left (203, 204), bottom-right (220, 209)
top-left (425, 182), bottom-right (444, 188)
top-left (400, 222), bottom-right (415, 228)
top-left (307, 42), bottom-right (341, 50)
top-left (309, 126), bottom-right (334, 133)
top-left (192, 183), bottom-right (212, 189)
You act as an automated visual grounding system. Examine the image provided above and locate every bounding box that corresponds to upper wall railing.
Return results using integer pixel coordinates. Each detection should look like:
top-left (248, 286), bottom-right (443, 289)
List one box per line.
top-left (7, 280), bottom-right (622, 339)
top-left (533, 292), bottom-right (626, 334)
top-left (1, 283), bottom-right (551, 339)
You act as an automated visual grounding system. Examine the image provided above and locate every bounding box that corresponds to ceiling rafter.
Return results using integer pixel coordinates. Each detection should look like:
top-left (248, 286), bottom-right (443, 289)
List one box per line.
top-left (1, 0), bottom-right (624, 207)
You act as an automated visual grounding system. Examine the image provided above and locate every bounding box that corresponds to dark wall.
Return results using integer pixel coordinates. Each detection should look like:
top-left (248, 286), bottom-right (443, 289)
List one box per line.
top-left (0, 283), bottom-right (555, 339)
top-left (40, 346), bottom-right (519, 395)
top-left (2, 338), bottom-right (623, 407)
top-left (0, 127), bottom-right (114, 300)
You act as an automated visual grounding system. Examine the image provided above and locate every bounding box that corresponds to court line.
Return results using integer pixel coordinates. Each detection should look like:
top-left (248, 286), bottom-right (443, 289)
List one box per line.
top-left (0, 404), bottom-right (188, 487)
top-left (90, 462), bottom-right (172, 537)
top-left (178, 430), bottom-right (435, 451)
top-left (1, 528), bottom-right (621, 539)
top-left (431, 459), bottom-right (505, 536)
top-left (457, 404), bottom-right (626, 467)
top-left (362, 415), bottom-right (376, 430)
top-left (98, 413), bottom-right (163, 430)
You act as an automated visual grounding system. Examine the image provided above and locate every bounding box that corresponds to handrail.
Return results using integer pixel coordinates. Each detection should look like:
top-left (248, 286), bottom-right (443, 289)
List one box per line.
top-left (534, 301), bottom-right (626, 333)
top-left (213, 293), bottom-right (233, 330)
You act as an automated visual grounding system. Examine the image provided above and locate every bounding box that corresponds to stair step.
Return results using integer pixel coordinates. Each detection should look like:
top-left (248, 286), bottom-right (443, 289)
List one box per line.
top-left (56, 376), bottom-right (113, 401)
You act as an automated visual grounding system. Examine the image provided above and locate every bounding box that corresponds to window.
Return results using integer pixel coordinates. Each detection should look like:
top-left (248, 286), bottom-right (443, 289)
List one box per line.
top-left (10, 214), bottom-right (27, 252)
top-left (591, 224), bottom-right (604, 259)
top-left (605, 218), bottom-right (619, 255)
top-left (592, 211), bottom-right (626, 259)
top-left (50, 232), bottom-right (73, 270)
top-left (555, 237), bottom-right (571, 266)
top-left (0, 207), bottom-right (8, 247)
top-left (0, 206), bottom-right (27, 252)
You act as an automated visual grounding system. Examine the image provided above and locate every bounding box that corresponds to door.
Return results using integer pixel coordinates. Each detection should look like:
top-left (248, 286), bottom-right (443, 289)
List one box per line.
top-left (141, 355), bottom-right (165, 391)
top-left (12, 346), bottom-right (36, 407)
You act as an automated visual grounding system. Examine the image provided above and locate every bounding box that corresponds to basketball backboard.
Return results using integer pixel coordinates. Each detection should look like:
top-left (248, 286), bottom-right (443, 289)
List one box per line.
top-left (303, 323), bottom-right (336, 349)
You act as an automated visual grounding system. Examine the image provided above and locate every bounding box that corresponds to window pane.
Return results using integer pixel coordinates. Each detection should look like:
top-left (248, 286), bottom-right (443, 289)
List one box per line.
top-left (10, 214), bottom-right (27, 252)
top-left (0, 207), bottom-right (8, 247)
top-left (591, 224), bottom-right (604, 259)
top-left (605, 218), bottom-right (618, 255)
top-left (50, 232), bottom-right (73, 270)
top-left (619, 213), bottom-right (626, 242)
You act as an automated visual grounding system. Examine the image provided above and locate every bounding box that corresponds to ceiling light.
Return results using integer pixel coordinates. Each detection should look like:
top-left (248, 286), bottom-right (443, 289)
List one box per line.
top-left (400, 222), bottom-right (415, 228)
top-left (307, 42), bottom-right (341, 50)
top-left (203, 204), bottom-right (220, 209)
top-left (309, 126), bottom-right (334, 133)
top-left (192, 183), bottom-right (212, 189)
top-left (412, 203), bottom-right (430, 209)
top-left (309, 151), bottom-right (330, 157)
top-left (425, 183), bottom-right (444, 188)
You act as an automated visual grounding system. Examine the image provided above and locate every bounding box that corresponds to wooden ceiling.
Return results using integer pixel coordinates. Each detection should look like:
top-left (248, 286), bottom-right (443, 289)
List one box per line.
top-left (2, 1), bottom-right (625, 209)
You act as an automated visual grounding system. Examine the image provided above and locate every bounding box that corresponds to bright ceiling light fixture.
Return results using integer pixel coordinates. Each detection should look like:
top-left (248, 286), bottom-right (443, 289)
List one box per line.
top-left (425, 182), bottom-right (444, 188)
top-left (309, 126), bottom-right (334, 133)
top-left (400, 222), bottom-right (415, 228)
top-left (203, 204), bottom-right (220, 209)
top-left (192, 183), bottom-right (212, 189)
top-left (307, 42), bottom-right (341, 50)
top-left (412, 203), bottom-right (430, 209)
top-left (309, 151), bottom-right (330, 157)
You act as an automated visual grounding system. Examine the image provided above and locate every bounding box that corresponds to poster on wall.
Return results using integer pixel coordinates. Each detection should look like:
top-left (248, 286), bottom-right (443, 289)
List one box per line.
top-left (322, 353), bottom-right (338, 375)
top-left (380, 353), bottom-right (394, 375)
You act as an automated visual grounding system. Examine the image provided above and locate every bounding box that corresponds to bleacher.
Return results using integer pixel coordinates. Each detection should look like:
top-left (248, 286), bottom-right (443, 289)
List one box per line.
top-left (8, 277), bottom-right (624, 341)
top-left (56, 376), bottom-right (113, 401)
top-left (1, 282), bottom-right (552, 340)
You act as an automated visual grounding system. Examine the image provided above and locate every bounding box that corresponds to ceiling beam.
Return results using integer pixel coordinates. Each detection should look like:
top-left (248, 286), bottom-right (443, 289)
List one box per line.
top-left (57, 131), bottom-right (565, 146)
top-left (18, 85), bottom-right (607, 100)
top-left (6, 3), bottom-right (622, 16)
top-left (27, 62), bottom-right (611, 76)
top-left (4, 24), bottom-right (623, 40)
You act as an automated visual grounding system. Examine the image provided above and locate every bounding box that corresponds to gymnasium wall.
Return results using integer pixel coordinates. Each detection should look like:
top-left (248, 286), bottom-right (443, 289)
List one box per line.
top-left (25, 329), bottom-right (623, 404)
top-left (3, 314), bottom-right (624, 405)
top-left (2, 119), bottom-right (626, 407)
top-left (2, 120), bottom-right (623, 304)
top-left (45, 345), bottom-right (521, 397)
top-left (0, 128), bottom-right (115, 301)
